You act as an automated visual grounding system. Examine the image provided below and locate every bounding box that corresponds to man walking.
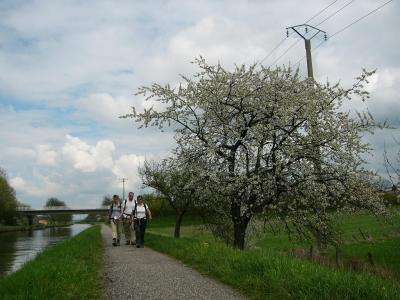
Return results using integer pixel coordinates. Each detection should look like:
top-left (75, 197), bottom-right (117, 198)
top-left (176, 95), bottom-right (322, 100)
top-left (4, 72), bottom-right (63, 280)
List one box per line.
top-left (121, 191), bottom-right (136, 245)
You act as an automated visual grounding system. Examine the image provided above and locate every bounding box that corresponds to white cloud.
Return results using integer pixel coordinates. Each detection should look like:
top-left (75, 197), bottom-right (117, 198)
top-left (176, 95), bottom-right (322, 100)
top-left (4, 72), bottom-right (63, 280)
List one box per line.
top-left (9, 176), bottom-right (26, 191)
top-left (1, 147), bottom-right (36, 159)
top-left (140, 15), bottom-right (270, 84)
top-left (112, 154), bottom-right (145, 188)
top-left (62, 135), bottom-right (115, 172)
top-left (35, 145), bottom-right (57, 166)
top-left (10, 172), bottom-right (61, 199)
top-left (75, 93), bottom-right (139, 125)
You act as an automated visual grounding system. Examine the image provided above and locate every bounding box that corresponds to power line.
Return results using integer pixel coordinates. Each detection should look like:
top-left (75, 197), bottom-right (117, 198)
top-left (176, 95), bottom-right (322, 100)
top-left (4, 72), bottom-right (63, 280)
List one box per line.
top-left (268, 0), bottom-right (349, 68)
top-left (305, 0), bottom-right (340, 24)
top-left (268, 39), bottom-right (300, 67)
top-left (314, 0), bottom-right (356, 27)
top-left (258, 37), bottom-right (287, 65)
top-left (291, 0), bottom-right (356, 68)
top-left (259, 0), bottom-right (340, 66)
top-left (293, 0), bottom-right (394, 68)
top-left (315, 0), bottom-right (394, 51)
top-left (330, 0), bottom-right (394, 39)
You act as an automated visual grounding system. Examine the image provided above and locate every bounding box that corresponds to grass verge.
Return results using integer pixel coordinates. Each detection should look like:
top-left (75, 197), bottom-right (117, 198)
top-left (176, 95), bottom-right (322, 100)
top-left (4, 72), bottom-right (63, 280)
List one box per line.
top-left (146, 232), bottom-right (400, 300)
top-left (0, 225), bottom-right (103, 300)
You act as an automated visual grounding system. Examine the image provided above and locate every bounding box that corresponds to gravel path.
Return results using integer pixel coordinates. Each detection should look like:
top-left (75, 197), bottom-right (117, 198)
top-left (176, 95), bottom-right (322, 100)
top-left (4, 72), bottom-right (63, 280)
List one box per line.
top-left (102, 225), bottom-right (246, 300)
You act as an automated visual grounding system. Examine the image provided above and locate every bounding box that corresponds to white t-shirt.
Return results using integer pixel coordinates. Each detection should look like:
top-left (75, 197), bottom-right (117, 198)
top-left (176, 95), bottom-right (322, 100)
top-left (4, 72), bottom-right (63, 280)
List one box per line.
top-left (135, 204), bottom-right (147, 219)
top-left (122, 200), bottom-right (135, 216)
top-left (110, 202), bottom-right (121, 219)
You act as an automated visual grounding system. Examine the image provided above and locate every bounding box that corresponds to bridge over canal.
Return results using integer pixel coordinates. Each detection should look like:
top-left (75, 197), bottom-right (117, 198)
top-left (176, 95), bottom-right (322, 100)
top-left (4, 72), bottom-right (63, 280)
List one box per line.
top-left (17, 206), bottom-right (109, 225)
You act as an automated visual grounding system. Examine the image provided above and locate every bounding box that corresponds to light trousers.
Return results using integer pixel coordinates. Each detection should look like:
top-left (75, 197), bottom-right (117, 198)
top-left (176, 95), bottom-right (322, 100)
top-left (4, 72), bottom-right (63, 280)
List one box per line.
top-left (111, 218), bottom-right (122, 240)
top-left (123, 218), bottom-right (133, 240)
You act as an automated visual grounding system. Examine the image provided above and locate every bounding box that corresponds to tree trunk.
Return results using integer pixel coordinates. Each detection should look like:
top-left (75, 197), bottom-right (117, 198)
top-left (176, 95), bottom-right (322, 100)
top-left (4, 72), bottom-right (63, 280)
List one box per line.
top-left (231, 201), bottom-right (250, 250)
top-left (233, 217), bottom-right (250, 249)
top-left (174, 211), bottom-right (185, 238)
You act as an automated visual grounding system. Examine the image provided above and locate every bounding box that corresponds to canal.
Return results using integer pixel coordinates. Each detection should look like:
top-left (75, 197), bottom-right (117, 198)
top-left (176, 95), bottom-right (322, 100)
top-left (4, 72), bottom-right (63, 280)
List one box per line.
top-left (0, 224), bottom-right (91, 277)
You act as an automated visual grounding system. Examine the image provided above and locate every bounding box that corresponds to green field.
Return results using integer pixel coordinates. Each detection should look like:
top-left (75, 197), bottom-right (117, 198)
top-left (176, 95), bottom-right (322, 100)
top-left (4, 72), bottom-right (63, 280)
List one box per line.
top-left (146, 211), bottom-right (400, 299)
top-left (256, 211), bottom-right (400, 278)
top-left (0, 225), bottom-right (103, 300)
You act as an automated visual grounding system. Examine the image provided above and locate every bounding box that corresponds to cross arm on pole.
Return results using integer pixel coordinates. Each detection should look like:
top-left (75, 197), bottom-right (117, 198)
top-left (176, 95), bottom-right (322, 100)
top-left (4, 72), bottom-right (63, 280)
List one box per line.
top-left (286, 23), bottom-right (328, 79)
top-left (286, 24), bottom-right (327, 41)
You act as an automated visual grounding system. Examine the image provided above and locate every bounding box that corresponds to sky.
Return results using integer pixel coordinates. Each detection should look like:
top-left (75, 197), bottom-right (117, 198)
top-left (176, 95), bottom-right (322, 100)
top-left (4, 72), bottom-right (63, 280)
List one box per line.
top-left (0, 0), bottom-right (399, 209)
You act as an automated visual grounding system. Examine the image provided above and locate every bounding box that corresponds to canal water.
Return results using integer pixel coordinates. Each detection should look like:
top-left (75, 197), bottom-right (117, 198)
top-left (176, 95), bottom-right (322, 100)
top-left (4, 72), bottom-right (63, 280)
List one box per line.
top-left (0, 224), bottom-right (91, 277)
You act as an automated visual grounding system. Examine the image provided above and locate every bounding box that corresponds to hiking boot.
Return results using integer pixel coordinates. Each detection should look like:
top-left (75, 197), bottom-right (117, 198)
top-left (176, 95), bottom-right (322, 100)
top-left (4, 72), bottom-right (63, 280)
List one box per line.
top-left (125, 240), bottom-right (130, 245)
top-left (112, 238), bottom-right (117, 246)
top-left (136, 244), bottom-right (140, 248)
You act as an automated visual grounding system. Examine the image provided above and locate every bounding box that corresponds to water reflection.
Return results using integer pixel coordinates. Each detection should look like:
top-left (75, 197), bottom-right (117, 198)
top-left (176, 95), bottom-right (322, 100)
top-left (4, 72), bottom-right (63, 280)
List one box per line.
top-left (0, 224), bottom-right (91, 277)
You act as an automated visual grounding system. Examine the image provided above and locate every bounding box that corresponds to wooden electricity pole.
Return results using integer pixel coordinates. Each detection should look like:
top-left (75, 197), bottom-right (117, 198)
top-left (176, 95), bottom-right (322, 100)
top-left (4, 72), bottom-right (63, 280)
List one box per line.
top-left (287, 24), bottom-right (328, 249)
top-left (286, 24), bottom-right (327, 79)
top-left (120, 178), bottom-right (128, 201)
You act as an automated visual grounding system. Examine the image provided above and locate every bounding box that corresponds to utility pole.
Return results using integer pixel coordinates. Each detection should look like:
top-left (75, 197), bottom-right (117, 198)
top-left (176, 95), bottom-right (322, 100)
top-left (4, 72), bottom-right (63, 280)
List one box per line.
top-left (286, 24), bottom-right (327, 79)
top-left (120, 178), bottom-right (128, 202)
top-left (286, 24), bottom-right (327, 250)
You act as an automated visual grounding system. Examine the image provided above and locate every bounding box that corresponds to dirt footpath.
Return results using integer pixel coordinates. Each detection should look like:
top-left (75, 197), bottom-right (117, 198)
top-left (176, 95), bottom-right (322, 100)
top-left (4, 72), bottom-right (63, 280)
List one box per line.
top-left (102, 225), bottom-right (246, 300)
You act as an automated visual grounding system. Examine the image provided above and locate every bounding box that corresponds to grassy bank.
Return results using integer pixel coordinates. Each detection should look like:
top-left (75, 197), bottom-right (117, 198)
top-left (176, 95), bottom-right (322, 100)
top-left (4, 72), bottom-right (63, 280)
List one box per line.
top-left (0, 225), bottom-right (103, 300)
top-left (146, 232), bottom-right (400, 299)
top-left (145, 211), bottom-right (400, 299)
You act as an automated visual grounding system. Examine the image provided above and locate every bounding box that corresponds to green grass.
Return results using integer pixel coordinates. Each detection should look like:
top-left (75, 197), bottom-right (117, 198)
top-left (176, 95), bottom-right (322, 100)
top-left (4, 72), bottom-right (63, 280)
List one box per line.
top-left (144, 211), bottom-right (400, 299)
top-left (146, 232), bottom-right (400, 299)
top-left (0, 225), bottom-right (103, 300)
top-left (340, 237), bottom-right (400, 278)
top-left (149, 224), bottom-right (213, 239)
top-left (148, 214), bottom-right (204, 228)
top-left (254, 211), bottom-right (400, 276)
top-left (334, 211), bottom-right (400, 241)
top-left (148, 214), bottom-right (212, 239)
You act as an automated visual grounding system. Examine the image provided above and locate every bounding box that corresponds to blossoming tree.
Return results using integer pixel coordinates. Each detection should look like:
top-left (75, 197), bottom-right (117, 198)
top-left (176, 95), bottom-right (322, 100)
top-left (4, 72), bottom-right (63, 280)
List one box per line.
top-left (139, 158), bottom-right (197, 238)
top-left (123, 58), bottom-right (385, 249)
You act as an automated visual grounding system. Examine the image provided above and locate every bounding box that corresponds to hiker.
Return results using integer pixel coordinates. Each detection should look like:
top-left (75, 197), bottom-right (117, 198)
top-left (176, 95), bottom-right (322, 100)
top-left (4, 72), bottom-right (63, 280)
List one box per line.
top-left (109, 194), bottom-right (122, 246)
top-left (133, 195), bottom-right (152, 248)
top-left (121, 191), bottom-right (136, 245)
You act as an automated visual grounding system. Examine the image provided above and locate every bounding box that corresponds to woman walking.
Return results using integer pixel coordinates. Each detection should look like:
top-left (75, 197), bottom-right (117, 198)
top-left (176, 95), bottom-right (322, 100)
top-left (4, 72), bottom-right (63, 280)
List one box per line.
top-left (133, 195), bottom-right (152, 248)
top-left (109, 194), bottom-right (122, 246)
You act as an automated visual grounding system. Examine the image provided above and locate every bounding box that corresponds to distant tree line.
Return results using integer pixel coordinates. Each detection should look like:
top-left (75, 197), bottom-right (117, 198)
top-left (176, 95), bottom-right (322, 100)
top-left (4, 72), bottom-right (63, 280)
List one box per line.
top-left (0, 168), bottom-right (17, 225)
top-left (44, 197), bottom-right (72, 224)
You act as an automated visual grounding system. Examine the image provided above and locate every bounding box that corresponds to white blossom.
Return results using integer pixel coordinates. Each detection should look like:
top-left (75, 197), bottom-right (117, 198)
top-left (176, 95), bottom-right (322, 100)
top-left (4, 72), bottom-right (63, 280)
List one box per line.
top-left (123, 58), bottom-right (386, 249)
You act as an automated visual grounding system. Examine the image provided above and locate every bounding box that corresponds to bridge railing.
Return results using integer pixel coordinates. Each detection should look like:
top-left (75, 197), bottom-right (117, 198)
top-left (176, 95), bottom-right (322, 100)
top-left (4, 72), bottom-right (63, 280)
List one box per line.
top-left (17, 206), bottom-right (110, 211)
top-left (42, 206), bottom-right (71, 210)
top-left (16, 206), bottom-right (32, 211)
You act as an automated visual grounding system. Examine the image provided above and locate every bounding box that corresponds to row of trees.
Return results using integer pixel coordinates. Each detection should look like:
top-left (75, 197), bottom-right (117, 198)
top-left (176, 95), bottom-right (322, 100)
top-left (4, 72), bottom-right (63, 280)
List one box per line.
top-left (125, 58), bottom-right (388, 249)
top-left (44, 197), bottom-right (72, 224)
top-left (0, 167), bottom-right (72, 225)
top-left (0, 168), bottom-right (18, 225)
